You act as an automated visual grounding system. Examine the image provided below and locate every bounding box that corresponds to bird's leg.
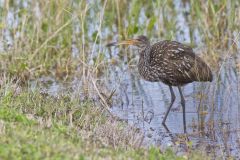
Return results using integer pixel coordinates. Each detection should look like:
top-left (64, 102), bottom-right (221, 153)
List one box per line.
top-left (162, 86), bottom-right (175, 124)
top-left (178, 86), bottom-right (186, 133)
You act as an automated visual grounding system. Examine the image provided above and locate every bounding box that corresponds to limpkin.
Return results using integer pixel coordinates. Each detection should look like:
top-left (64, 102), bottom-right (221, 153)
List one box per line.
top-left (107, 35), bottom-right (212, 132)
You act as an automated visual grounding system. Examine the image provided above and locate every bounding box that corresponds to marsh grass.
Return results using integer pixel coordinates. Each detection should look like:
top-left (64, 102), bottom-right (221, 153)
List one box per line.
top-left (1, 0), bottom-right (239, 81)
top-left (1, 1), bottom-right (76, 81)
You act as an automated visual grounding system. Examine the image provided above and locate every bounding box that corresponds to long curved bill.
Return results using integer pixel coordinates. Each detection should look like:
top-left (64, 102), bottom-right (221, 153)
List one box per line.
top-left (106, 39), bottom-right (139, 47)
top-left (116, 39), bottom-right (139, 45)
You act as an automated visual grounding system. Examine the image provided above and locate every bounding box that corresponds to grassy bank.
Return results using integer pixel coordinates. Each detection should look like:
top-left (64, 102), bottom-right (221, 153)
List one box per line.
top-left (0, 77), bottom-right (210, 160)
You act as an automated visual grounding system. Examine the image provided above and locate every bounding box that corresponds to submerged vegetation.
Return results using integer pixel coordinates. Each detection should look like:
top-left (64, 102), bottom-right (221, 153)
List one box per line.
top-left (0, 0), bottom-right (239, 159)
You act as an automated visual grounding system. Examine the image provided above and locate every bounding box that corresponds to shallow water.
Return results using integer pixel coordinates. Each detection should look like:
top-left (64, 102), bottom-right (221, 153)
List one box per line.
top-left (40, 54), bottom-right (239, 158)
top-left (107, 56), bottom-right (240, 157)
top-left (36, 53), bottom-right (240, 158)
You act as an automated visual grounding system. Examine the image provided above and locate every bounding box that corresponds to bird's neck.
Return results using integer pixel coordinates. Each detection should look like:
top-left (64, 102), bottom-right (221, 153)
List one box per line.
top-left (139, 46), bottom-right (151, 66)
top-left (138, 46), bottom-right (151, 80)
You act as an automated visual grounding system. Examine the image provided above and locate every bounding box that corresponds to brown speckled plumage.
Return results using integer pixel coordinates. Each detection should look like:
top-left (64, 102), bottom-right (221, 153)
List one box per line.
top-left (137, 36), bottom-right (212, 86)
top-left (107, 35), bottom-right (213, 132)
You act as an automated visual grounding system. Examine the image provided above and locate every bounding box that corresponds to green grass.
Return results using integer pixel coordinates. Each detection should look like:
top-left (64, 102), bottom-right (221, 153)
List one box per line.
top-left (0, 81), bottom-right (210, 160)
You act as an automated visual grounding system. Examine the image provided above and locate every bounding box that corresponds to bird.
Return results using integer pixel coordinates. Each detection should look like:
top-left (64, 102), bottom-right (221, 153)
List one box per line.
top-left (107, 35), bottom-right (213, 132)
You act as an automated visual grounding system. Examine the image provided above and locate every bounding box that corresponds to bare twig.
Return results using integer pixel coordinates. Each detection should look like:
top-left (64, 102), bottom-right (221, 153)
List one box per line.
top-left (90, 75), bottom-right (115, 118)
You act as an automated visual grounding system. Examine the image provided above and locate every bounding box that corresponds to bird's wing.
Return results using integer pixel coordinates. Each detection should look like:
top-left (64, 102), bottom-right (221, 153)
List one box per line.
top-left (164, 42), bottom-right (212, 83)
top-left (149, 40), bottom-right (212, 84)
top-left (150, 40), bottom-right (193, 60)
top-left (168, 53), bottom-right (197, 81)
top-left (150, 41), bottom-right (204, 83)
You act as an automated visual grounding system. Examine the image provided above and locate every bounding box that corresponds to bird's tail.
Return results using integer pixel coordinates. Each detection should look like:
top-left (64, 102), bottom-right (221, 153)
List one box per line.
top-left (192, 57), bottom-right (213, 82)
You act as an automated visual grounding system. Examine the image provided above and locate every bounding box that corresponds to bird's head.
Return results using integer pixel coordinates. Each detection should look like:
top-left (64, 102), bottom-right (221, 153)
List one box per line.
top-left (107, 35), bottom-right (150, 49)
